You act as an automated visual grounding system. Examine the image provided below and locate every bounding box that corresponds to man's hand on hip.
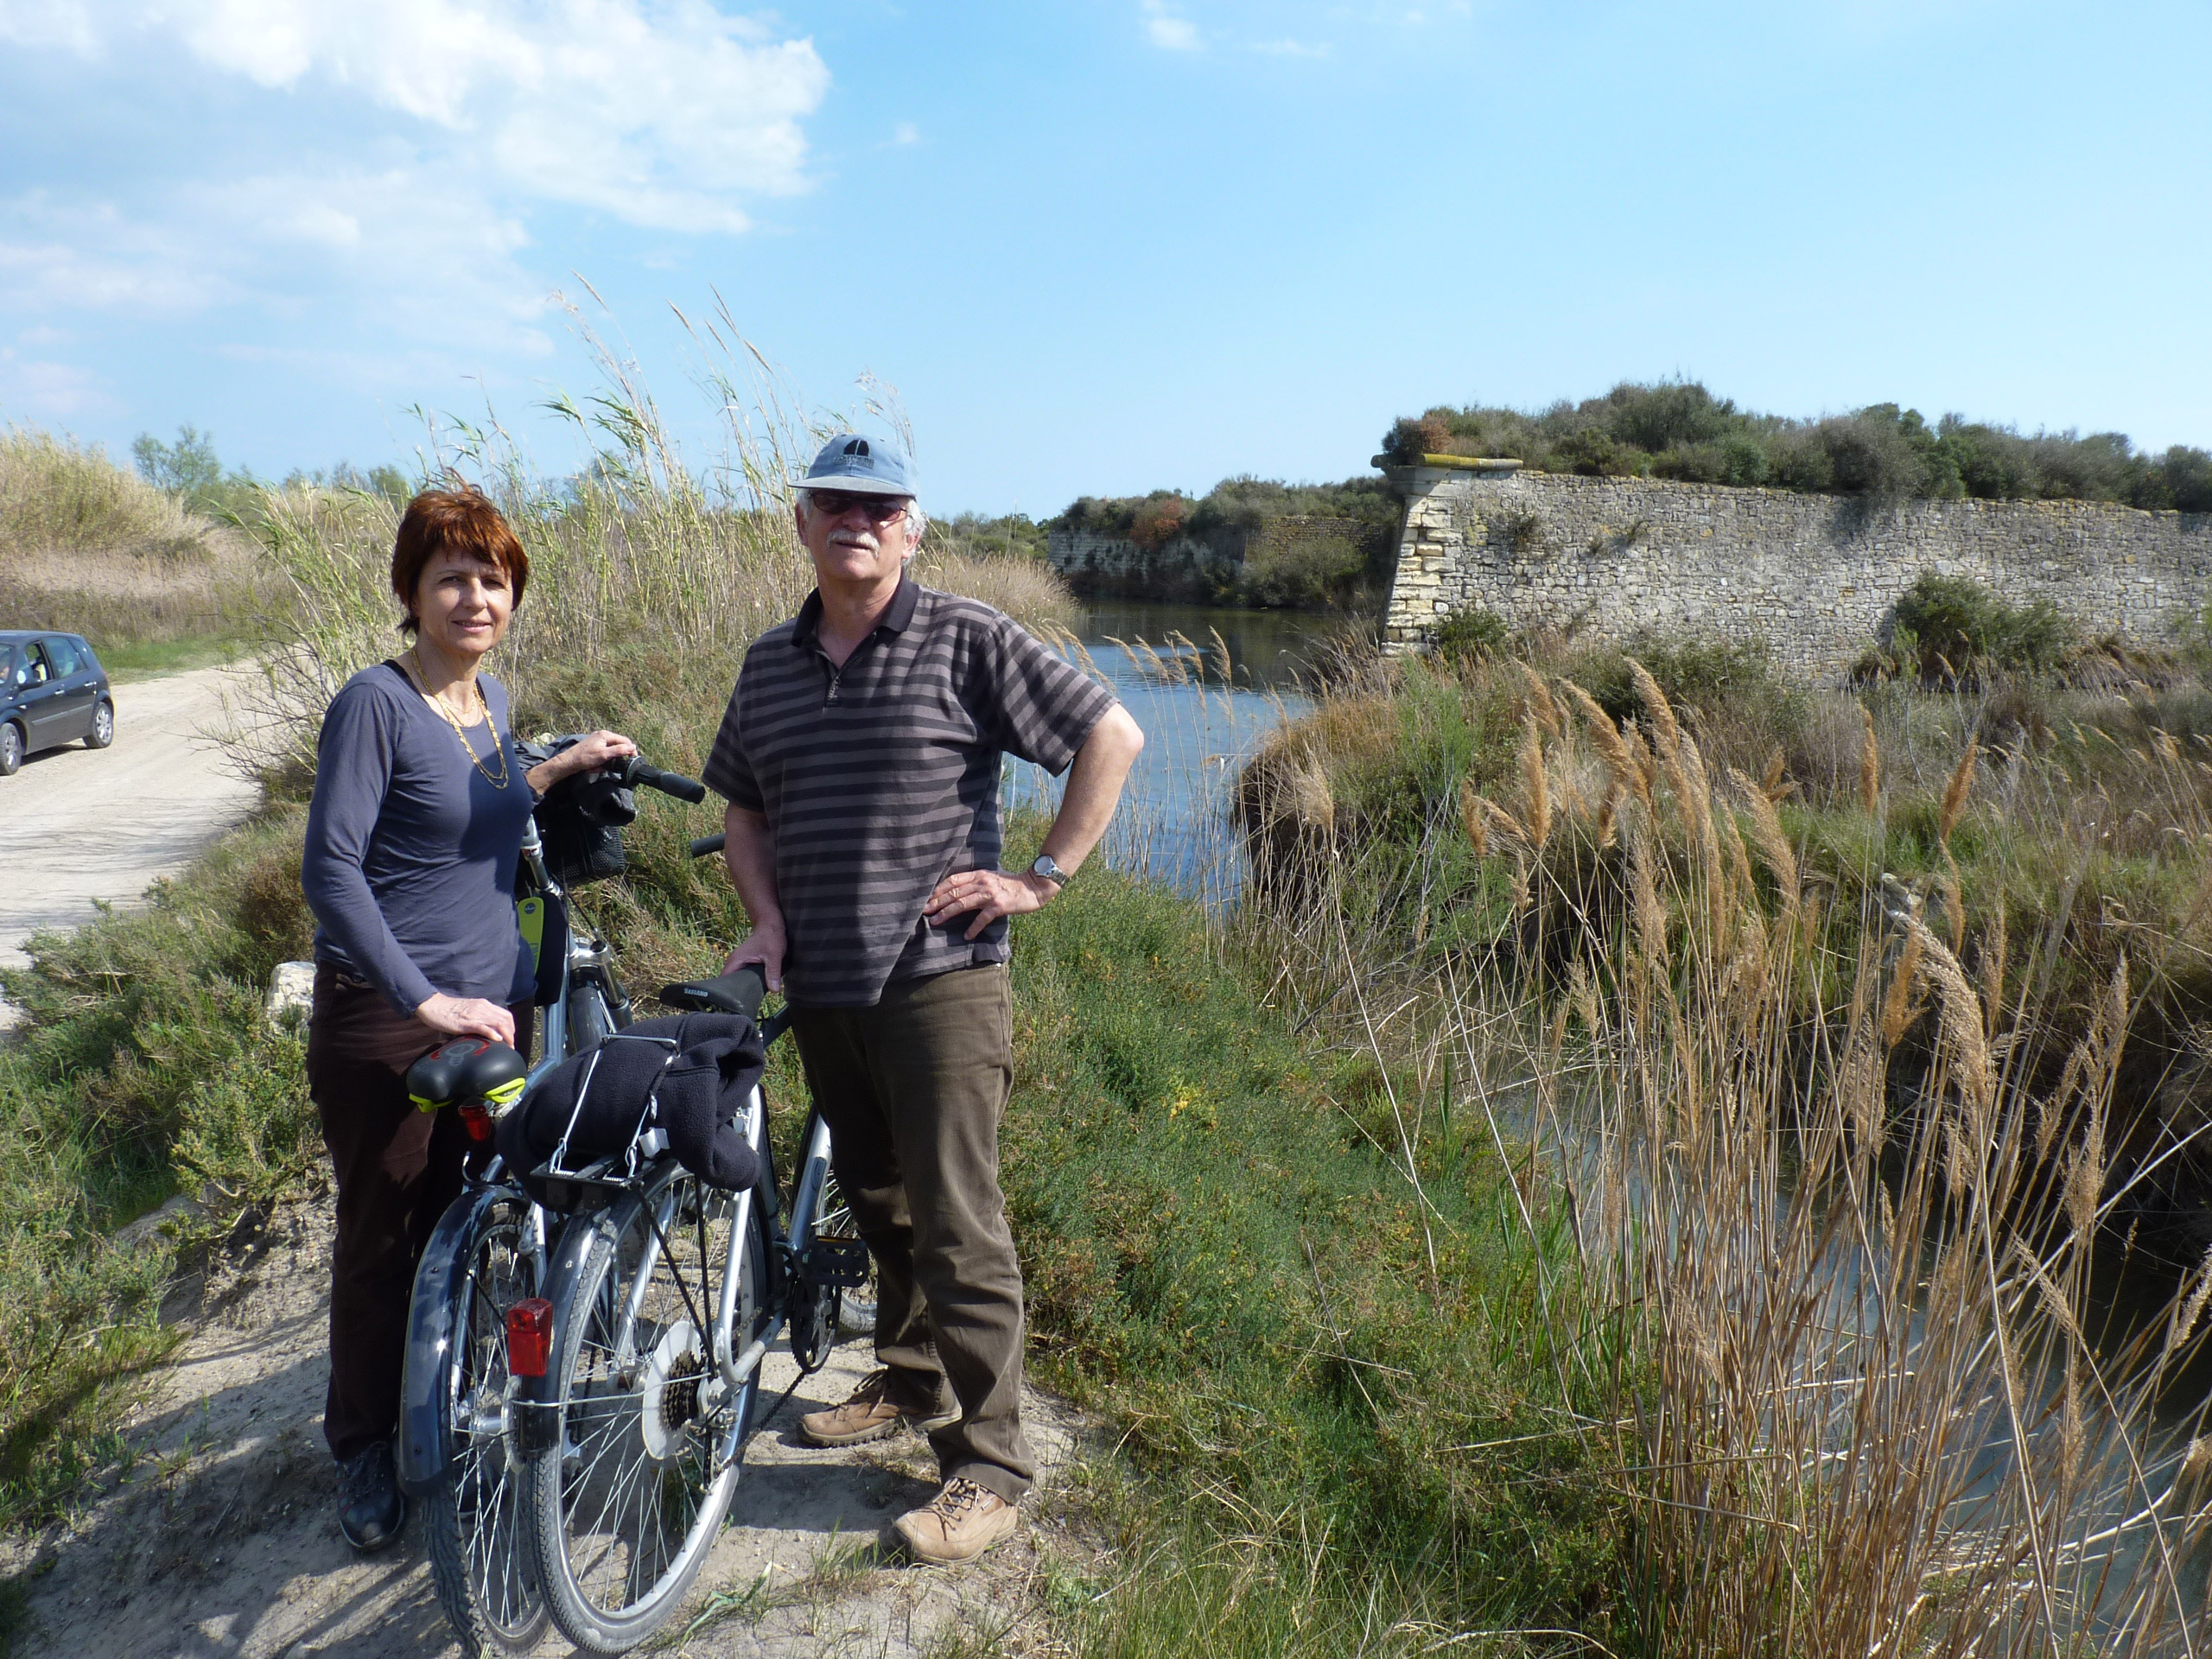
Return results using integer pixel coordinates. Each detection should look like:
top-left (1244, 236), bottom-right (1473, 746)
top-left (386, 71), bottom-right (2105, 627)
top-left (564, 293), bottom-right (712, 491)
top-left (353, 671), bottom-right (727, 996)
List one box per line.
top-left (925, 868), bottom-right (1058, 941)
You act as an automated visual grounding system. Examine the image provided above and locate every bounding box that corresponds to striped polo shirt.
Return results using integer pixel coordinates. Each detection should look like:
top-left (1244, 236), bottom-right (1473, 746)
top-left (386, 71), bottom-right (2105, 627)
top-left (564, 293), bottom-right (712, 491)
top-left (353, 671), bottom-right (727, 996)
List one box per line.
top-left (703, 576), bottom-right (1116, 1008)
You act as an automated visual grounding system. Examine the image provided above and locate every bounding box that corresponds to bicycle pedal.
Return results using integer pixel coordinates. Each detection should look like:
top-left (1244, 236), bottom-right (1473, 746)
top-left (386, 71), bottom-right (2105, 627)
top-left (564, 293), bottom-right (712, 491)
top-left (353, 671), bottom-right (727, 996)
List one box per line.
top-left (803, 1234), bottom-right (871, 1289)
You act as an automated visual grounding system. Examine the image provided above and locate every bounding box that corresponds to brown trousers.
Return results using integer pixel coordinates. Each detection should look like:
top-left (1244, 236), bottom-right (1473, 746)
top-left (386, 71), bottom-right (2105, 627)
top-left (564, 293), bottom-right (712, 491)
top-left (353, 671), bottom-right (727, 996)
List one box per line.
top-left (791, 963), bottom-right (1034, 1503)
top-left (305, 963), bottom-right (532, 1462)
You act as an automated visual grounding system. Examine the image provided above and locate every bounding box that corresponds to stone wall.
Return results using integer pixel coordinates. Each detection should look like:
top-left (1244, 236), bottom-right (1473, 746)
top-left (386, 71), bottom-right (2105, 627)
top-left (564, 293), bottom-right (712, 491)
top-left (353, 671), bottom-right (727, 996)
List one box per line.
top-left (1379, 463), bottom-right (2212, 673)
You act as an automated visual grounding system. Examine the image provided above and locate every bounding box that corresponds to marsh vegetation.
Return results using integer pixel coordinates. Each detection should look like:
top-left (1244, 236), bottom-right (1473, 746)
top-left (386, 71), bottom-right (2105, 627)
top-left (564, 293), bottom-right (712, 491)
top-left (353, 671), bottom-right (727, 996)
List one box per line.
top-left (7, 342), bottom-right (2211, 1653)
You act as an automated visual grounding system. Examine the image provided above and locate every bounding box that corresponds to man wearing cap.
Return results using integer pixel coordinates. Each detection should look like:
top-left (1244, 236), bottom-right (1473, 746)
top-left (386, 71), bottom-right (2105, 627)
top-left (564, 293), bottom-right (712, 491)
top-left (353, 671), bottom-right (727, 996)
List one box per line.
top-left (703, 435), bottom-right (1143, 1564)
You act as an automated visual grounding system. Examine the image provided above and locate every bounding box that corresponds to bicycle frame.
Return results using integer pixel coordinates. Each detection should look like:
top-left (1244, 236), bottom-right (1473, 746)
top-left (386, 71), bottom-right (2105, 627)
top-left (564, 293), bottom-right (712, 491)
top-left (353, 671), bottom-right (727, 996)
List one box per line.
top-left (397, 816), bottom-right (625, 1497)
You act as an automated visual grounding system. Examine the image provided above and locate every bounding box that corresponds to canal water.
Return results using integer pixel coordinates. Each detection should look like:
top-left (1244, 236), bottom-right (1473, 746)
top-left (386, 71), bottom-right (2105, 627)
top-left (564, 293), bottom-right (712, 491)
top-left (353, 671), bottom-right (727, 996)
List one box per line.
top-left (1005, 602), bottom-right (1347, 899)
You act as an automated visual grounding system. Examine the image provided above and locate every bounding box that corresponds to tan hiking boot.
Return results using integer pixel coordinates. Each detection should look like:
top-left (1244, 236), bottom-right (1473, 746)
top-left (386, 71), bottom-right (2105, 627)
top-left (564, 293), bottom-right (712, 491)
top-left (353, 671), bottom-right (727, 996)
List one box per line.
top-left (798, 1369), bottom-right (951, 1448)
top-left (893, 1477), bottom-right (1020, 1566)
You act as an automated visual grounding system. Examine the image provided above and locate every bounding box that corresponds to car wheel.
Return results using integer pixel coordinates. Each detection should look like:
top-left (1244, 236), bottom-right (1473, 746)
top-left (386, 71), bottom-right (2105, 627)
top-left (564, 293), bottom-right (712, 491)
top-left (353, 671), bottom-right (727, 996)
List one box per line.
top-left (0, 722), bottom-right (22, 776)
top-left (86, 700), bottom-right (115, 749)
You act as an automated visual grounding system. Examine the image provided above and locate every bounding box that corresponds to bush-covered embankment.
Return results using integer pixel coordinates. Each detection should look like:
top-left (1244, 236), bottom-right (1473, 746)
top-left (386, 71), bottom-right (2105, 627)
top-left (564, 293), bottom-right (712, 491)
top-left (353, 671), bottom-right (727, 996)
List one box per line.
top-left (1054, 475), bottom-right (1402, 611)
top-left (1384, 378), bottom-right (2212, 510)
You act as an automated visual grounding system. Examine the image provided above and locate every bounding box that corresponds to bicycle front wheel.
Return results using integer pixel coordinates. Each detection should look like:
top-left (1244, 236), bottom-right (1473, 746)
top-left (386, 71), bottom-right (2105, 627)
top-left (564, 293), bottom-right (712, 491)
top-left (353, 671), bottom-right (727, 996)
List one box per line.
top-left (416, 1189), bottom-right (550, 1657)
top-left (528, 1162), bottom-right (766, 1654)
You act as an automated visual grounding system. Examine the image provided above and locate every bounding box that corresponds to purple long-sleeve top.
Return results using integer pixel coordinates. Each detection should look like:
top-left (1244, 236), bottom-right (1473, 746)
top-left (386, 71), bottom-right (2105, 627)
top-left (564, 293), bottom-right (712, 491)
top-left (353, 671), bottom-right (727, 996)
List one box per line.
top-left (301, 661), bottom-right (537, 1018)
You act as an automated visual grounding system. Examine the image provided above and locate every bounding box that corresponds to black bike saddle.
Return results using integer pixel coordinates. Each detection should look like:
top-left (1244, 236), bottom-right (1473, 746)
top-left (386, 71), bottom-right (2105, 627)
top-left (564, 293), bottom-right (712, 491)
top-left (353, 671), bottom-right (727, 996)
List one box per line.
top-left (407, 1039), bottom-right (530, 1112)
top-left (658, 968), bottom-right (767, 1020)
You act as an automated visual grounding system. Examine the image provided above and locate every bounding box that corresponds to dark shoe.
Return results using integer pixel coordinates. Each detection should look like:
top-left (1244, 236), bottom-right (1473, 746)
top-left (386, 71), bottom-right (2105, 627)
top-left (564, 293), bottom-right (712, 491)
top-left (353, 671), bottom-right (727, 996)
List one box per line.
top-left (798, 1369), bottom-right (955, 1448)
top-left (893, 1477), bottom-right (1020, 1565)
top-left (336, 1441), bottom-right (407, 1553)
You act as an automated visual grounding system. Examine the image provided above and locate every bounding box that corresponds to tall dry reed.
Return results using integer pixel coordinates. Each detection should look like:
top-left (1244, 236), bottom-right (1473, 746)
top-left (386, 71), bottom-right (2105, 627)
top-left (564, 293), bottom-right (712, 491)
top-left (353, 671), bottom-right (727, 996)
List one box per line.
top-left (1232, 649), bottom-right (2212, 1652)
top-left (238, 314), bottom-right (1076, 783)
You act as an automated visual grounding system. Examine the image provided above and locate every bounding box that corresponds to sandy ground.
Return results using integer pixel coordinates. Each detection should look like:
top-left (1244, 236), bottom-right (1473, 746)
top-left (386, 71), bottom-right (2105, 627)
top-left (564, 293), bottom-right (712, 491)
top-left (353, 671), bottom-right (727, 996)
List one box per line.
top-left (0, 664), bottom-right (262, 1024)
top-left (4, 1185), bottom-right (1096, 1658)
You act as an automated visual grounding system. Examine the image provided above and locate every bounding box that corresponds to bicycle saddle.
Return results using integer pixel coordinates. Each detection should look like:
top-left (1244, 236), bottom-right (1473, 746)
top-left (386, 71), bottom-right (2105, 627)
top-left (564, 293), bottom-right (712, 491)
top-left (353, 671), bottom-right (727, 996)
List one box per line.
top-left (407, 1039), bottom-right (530, 1113)
top-left (658, 968), bottom-right (767, 1020)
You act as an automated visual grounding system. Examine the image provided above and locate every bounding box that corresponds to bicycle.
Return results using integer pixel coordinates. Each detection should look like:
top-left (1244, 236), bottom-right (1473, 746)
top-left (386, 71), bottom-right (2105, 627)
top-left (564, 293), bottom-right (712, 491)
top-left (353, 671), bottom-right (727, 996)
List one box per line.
top-left (397, 749), bottom-right (867, 1657)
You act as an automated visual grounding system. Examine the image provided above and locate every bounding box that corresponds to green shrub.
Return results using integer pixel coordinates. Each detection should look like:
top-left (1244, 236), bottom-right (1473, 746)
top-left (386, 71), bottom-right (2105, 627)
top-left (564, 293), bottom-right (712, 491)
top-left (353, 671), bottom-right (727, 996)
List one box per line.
top-left (1432, 607), bottom-right (1510, 664)
top-left (1892, 570), bottom-right (2073, 677)
top-left (1236, 532), bottom-right (1366, 609)
top-left (1387, 380), bottom-right (2212, 507)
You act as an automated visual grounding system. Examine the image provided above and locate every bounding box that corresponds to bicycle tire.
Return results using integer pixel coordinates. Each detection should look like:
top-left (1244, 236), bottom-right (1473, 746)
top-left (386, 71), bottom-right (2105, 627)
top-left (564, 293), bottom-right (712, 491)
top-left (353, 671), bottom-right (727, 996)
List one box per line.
top-left (785, 1114), bottom-right (849, 1371)
top-left (418, 1191), bottom-right (550, 1656)
top-left (527, 1160), bottom-right (767, 1654)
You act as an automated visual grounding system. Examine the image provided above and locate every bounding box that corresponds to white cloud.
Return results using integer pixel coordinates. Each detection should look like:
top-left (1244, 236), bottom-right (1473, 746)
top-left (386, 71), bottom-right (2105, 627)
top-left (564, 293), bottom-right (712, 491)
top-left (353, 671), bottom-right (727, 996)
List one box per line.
top-left (1141, 2), bottom-right (1200, 50)
top-left (1253, 37), bottom-right (1330, 58)
top-left (893, 121), bottom-right (920, 146)
top-left (35, 0), bottom-right (831, 233)
top-left (0, 168), bottom-right (553, 362)
top-left (0, 196), bottom-right (228, 312)
top-left (0, 348), bottom-right (112, 419)
top-left (0, 1), bottom-right (100, 53)
top-left (0, 0), bottom-right (830, 389)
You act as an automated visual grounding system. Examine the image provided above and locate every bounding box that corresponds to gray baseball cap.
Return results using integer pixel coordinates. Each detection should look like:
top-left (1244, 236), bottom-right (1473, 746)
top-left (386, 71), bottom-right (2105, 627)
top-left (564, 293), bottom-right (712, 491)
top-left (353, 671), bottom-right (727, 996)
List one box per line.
top-left (794, 434), bottom-right (916, 498)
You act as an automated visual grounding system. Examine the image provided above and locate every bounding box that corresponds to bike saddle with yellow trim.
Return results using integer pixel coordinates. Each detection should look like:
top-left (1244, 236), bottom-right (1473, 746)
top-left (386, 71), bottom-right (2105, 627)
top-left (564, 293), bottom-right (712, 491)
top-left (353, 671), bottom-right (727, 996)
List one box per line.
top-left (407, 1039), bottom-right (530, 1113)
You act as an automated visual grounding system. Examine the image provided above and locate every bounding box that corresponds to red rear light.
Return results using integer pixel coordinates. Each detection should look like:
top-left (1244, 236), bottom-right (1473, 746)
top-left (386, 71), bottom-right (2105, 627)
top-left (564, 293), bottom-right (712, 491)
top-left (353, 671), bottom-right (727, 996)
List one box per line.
top-left (506, 1298), bottom-right (554, 1377)
top-left (458, 1101), bottom-right (493, 1142)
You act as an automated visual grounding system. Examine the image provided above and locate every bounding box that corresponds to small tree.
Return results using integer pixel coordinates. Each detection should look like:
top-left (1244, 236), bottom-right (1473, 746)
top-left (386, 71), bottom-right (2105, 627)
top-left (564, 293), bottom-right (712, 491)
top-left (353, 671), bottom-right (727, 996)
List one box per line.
top-left (131, 423), bottom-right (223, 499)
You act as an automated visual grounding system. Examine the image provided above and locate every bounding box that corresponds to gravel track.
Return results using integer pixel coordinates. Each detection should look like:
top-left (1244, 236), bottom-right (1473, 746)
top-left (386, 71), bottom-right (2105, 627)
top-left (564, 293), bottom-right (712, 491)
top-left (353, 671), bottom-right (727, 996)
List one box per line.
top-left (0, 664), bottom-right (262, 1024)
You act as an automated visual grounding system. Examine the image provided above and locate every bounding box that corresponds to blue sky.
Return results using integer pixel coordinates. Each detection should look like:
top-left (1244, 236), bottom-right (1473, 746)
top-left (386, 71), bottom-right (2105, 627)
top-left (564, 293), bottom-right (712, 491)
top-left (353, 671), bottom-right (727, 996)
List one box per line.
top-left (3, 1), bottom-right (2208, 515)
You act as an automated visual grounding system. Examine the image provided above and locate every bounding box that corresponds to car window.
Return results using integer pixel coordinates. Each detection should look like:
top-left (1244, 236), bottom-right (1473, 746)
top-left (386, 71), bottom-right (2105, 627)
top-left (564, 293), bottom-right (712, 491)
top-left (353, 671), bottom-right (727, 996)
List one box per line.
top-left (21, 645), bottom-right (51, 685)
top-left (43, 636), bottom-right (82, 677)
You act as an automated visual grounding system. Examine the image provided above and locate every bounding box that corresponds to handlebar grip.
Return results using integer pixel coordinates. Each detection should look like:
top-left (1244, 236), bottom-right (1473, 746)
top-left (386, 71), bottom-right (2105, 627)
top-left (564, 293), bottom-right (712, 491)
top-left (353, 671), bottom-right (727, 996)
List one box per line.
top-left (688, 832), bottom-right (727, 859)
top-left (659, 968), bottom-right (768, 1020)
top-left (628, 761), bottom-right (706, 804)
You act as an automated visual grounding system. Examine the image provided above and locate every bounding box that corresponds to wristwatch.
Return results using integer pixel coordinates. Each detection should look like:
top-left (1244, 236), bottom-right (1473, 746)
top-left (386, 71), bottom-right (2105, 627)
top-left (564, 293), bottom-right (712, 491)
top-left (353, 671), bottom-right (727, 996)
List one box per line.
top-left (1030, 854), bottom-right (1071, 887)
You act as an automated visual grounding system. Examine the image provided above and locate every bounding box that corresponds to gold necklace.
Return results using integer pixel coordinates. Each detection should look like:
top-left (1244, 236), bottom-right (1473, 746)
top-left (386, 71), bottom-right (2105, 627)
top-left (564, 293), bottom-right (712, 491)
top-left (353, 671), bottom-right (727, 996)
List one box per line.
top-left (403, 648), bottom-right (511, 789)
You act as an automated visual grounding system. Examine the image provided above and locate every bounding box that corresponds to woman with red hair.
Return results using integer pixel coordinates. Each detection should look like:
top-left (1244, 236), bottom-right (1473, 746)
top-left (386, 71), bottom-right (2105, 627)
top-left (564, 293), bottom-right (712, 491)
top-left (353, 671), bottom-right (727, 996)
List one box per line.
top-left (300, 487), bottom-right (629, 1551)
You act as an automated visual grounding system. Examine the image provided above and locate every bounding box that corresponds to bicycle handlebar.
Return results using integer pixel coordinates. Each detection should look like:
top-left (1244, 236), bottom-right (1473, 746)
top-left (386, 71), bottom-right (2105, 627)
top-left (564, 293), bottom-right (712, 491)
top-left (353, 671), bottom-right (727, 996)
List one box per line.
top-left (689, 832), bottom-right (727, 859)
top-left (658, 966), bottom-right (768, 1020)
top-left (615, 757), bottom-right (706, 803)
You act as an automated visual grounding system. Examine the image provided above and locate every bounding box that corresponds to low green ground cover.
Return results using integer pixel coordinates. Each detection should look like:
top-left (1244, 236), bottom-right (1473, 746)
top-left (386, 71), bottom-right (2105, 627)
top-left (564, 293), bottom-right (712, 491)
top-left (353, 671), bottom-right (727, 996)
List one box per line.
top-left (0, 810), bottom-right (319, 1530)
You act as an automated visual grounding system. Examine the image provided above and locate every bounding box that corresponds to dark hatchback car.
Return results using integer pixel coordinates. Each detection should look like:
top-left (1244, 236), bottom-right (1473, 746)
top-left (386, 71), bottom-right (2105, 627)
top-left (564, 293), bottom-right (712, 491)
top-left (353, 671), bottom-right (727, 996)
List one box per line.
top-left (1, 631), bottom-right (115, 776)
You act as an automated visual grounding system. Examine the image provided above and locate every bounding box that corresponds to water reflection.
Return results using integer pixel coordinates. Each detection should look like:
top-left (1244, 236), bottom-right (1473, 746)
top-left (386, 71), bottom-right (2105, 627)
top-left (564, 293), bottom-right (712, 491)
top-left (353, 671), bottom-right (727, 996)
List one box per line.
top-left (1004, 604), bottom-right (1352, 898)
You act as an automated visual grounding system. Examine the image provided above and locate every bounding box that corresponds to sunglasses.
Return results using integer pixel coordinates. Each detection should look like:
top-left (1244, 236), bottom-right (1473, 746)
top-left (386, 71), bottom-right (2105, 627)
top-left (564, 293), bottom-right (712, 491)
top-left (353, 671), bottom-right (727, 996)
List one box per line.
top-left (804, 489), bottom-right (910, 523)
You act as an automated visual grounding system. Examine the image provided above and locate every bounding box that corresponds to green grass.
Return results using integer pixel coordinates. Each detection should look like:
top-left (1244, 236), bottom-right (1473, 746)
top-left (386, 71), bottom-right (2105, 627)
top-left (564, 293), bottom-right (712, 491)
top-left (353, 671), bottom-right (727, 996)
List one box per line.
top-left (1001, 871), bottom-right (1626, 1653)
top-left (0, 779), bottom-right (1624, 1652)
top-left (95, 631), bottom-right (254, 680)
top-left (0, 809), bottom-right (319, 1533)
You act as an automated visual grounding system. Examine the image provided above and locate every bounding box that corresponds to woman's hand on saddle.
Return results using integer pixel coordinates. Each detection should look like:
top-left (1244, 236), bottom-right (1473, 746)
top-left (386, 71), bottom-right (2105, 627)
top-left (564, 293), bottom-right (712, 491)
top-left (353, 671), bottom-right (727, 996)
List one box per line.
top-left (524, 729), bottom-right (638, 796)
top-left (416, 994), bottom-right (518, 1047)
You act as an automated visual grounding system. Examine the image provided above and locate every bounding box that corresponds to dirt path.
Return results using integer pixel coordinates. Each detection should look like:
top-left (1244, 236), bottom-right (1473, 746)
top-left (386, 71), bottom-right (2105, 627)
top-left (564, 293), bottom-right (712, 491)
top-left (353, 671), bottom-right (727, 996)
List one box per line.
top-left (6, 1185), bottom-right (1095, 1658)
top-left (0, 664), bottom-right (262, 1024)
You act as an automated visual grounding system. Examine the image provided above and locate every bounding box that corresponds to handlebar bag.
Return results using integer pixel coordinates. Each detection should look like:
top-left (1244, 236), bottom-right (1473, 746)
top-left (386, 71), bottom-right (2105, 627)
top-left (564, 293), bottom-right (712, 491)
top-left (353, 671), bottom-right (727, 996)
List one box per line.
top-left (497, 1012), bottom-right (765, 1207)
top-left (535, 768), bottom-right (636, 887)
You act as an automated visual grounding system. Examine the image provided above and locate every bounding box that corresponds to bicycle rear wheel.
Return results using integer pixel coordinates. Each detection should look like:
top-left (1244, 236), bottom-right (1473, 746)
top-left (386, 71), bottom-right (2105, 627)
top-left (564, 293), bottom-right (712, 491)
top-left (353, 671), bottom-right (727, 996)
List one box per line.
top-left (785, 1113), bottom-right (868, 1369)
top-left (528, 1161), bottom-right (766, 1654)
top-left (417, 1190), bottom-right (550, 1656)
